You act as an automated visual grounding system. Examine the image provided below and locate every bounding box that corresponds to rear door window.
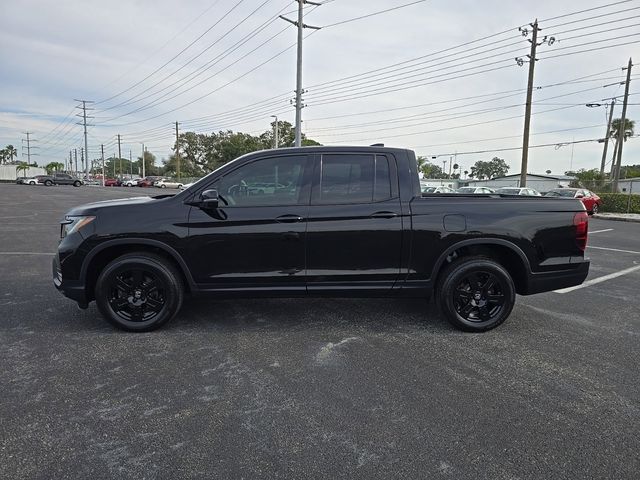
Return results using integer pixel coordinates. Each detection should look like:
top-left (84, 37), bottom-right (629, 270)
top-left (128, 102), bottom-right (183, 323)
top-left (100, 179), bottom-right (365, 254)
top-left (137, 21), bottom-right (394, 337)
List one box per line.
top-left (315, 154), bottom-right (394, 204)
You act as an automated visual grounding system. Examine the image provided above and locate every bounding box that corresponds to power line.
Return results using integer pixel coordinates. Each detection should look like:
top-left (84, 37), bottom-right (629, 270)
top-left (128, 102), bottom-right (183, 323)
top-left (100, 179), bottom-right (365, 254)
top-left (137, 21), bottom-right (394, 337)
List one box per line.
top-left (96, 0), bottom-right (282, 113)
top-left (322, 0), bottom-right (428, 28)
top-left (539, 0), bottom-right (635, 22)
top-left (94, 0), bottom-right (251, 105)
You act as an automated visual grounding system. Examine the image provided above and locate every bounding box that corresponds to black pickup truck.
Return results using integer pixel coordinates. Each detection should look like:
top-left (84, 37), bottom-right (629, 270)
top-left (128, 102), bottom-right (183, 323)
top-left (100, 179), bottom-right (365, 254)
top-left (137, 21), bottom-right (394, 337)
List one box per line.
top-left (53, 146), bottom-right (590, 332)
top-left (38, 173), bottom-right (83, 187)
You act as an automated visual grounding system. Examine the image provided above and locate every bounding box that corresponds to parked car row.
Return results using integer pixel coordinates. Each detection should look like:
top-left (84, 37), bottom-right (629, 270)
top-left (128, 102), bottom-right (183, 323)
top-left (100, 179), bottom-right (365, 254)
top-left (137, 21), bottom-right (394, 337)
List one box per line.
top-left (419, 182), bottom-right (602, 214)
top-left (16, 173), bottom-right (83, 186)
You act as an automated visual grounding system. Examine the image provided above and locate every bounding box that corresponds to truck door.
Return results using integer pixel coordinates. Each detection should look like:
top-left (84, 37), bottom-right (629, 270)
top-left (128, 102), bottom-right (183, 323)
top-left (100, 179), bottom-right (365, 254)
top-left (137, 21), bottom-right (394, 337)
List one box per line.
top-left (305, 152), bottom-right (403, 292)
top-left (186, 154), bottom-right (312, 292)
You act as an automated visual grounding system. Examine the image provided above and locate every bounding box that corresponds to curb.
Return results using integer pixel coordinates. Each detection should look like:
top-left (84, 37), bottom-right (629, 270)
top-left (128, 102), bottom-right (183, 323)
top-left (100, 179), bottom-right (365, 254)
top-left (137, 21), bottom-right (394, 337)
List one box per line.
top-left (593, 214), bottom-right (640, 223)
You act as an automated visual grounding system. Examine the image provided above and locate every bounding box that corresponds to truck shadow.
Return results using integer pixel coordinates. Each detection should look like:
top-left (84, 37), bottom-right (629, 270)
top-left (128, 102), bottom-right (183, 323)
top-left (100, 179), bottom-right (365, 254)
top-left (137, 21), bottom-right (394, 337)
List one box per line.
top-left (171, 296), bottom-right (454, 334)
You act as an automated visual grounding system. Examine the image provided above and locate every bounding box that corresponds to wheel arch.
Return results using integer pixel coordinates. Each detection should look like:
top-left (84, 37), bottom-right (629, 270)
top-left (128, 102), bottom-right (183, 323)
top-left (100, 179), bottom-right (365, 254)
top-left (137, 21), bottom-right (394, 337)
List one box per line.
top-left (432, 239), bottom-right (531, 295)
top-left (81, 239), bottom-right (196, 301)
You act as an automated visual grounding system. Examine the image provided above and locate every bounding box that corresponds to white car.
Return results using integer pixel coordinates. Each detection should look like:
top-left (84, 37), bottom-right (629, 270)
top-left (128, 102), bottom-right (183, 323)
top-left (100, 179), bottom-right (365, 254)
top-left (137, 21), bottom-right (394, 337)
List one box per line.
top-left (155, 178), bottom-right (183, 189)
top-left (178, 182), bottom-right (195, 190)
top-left (122, 178), bottom-right (141, 187)
top-left (422, 185), bottom-right (456, 194)
top-left (22, 176), bottom-right (40, 185)
top-left (456, 186), bottom-right (495, 194)
top-left (496, 187), bottom-right (541, 196)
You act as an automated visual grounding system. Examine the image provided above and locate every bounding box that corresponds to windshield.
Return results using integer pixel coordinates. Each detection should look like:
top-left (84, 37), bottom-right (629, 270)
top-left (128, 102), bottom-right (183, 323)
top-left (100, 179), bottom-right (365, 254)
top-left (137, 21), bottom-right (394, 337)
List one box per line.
top-left (498, 188), bottom-right (521, 194)
top-left (545, 190), bottom-right (575, 197)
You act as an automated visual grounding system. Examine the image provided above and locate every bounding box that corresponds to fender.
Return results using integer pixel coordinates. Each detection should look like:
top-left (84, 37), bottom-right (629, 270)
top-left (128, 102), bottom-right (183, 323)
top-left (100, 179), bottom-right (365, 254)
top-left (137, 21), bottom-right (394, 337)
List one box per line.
top-left (79, 238), bottom-right (197, 290)
top-left (429, 238), bottom-right (532, 282)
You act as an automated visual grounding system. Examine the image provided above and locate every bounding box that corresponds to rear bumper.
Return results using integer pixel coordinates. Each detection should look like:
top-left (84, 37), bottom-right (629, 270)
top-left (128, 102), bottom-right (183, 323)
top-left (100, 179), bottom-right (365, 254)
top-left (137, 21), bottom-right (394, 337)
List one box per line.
top-left (523, 258), bottom-right (590, 295)
top-left (52, 254), bottom-right (88, 305)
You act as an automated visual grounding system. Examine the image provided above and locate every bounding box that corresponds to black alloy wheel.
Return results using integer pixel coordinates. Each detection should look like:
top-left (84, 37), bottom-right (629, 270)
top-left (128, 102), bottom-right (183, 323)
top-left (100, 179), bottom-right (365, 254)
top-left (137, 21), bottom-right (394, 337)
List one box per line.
top-left (437, 256), bottom-right (515, 332)
top-left (95, 253), bottom-right (184, 331)
top-left (44, 180), bottom-right (53, 186)
top-left (107, 269), bottom-right (166, 323)
top-left (452, 271), bottom-right (506, 323)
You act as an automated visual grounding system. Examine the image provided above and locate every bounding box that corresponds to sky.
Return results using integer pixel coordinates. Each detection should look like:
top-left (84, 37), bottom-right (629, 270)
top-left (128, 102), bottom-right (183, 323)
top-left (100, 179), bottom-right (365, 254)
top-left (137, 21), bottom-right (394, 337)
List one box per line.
top-left (0, 0), bottom-right (638, 176)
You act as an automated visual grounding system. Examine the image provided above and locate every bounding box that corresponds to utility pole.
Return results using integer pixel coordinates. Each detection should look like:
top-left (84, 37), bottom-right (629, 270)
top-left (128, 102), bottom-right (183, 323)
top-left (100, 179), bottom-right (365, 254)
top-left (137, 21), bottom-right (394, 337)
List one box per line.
top-left (600, 99), bottom-right (615, 176)
top-left (129, 150), bottom-right (133, 176)
top-left (117, 134), bottom-right (122, 177)
top-left (613, 57), bottom-right (633, 192)
top-left (271, 115), bottom-right (279, 148)
top-left (141, 143), bottom-right (146, 178)
top-left (113, 153), bottom-right (116, 177)
top-left (75, 99), bottom-right (94, 181)
top-left (519, 20), bottom-right (540, 188)
top-left (175, 121), bottom-right (180, 181)
top-left (80, 148), bottom-right (85, 174)
top-left (280, 1), bottom-right (321, 147)
top-left (74, 148), bottom-right (78, 176)
top-left (21, 132), bottom-right (37, 164)
top-left (23, 132), bottom-right (31, 164)
top-left (101, 145), bottom-right (105, 187)
top-left (69, 151), bottom-right (72, 173)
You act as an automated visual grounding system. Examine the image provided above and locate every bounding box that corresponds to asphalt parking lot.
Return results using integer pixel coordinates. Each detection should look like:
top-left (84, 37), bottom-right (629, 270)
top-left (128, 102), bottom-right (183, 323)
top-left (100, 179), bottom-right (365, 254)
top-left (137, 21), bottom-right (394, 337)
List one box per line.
top-left (1, 184), bottom-right (638, 479)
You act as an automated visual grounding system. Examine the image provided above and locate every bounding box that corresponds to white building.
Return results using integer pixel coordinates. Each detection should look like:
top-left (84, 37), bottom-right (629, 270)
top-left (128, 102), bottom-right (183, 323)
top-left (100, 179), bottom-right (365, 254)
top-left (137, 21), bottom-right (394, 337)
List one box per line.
top-left (420, 178), bottom-right (460, 189)
top-left (618, 177), bottom-right (640, 195)
top-left (461, 173), bottom-right (576, 192)
top-left (0, 165), bottom-right (47, 181)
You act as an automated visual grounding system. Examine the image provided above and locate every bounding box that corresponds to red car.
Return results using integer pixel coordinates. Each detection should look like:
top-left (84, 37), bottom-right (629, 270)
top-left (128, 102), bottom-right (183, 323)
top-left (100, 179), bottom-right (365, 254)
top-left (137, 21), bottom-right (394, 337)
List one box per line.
top-left (104, 178), bottom-right (121, 187)
top-left (137, 178), bottom-right (154, 187)
top-left (544, 188), bottom-right (602, 214)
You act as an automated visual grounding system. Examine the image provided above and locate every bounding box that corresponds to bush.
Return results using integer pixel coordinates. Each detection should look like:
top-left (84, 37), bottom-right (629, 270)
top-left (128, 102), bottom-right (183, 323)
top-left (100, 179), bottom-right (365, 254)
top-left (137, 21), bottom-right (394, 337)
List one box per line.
top-left (596, 193), bottom-right (640, 213)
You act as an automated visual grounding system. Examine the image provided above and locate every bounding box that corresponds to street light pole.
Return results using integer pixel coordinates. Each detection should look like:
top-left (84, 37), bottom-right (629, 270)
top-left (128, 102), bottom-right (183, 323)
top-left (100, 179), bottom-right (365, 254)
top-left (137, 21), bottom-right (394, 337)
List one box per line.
top-left (271, 115), bottom-right (279, 148)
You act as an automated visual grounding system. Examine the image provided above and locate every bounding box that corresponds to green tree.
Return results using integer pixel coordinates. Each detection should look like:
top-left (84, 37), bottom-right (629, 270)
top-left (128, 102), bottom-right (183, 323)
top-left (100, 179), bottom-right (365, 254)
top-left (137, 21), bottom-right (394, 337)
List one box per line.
top-left (565, 168), bottom-right (605, 189)
top-left (45, 161), bottom-right (64, 174)
top-left (136, 151), bottom-right (160, 176)
top-left (16, 161), bottom-right (29, 176)
top-left (259, 120), bottom-right (321, 149)
top-left (469, 157), bottom-right (509, 180)
top-left (5, 145), bottom-right (18, 163)
top-left (416, 156), bottom-right (447, 178)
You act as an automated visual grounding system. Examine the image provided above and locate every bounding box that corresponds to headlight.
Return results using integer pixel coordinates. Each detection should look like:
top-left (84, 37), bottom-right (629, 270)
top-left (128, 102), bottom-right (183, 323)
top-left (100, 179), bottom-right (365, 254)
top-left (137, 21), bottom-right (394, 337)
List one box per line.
top-left (60, 216), bottom-right (95, 238)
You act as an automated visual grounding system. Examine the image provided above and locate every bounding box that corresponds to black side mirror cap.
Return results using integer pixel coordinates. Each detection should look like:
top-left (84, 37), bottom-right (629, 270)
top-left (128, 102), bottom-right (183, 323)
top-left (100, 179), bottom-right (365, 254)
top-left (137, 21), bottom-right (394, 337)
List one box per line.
top-left (200, 189), bottom-right (219, 209)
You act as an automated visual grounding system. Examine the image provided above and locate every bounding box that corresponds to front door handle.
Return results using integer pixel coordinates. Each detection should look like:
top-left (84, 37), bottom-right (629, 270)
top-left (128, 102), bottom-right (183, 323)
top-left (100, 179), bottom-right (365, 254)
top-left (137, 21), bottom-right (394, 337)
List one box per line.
top-left (275, 214), bottom-right (304, 223)
top-left (370, 211), bottom-right (399, 219)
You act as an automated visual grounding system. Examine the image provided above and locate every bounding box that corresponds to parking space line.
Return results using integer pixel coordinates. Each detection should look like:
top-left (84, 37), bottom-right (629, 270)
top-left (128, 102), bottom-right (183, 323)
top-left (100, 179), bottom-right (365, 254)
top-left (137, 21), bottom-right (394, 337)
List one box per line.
top-left (589, 229), bottom-right (614, 234)
top-left (0, 252), bottom-right (55, 256)
top-left (587, 246), bottom-right (640, 255)
top-left (554, 265), bottom-right (640, 293)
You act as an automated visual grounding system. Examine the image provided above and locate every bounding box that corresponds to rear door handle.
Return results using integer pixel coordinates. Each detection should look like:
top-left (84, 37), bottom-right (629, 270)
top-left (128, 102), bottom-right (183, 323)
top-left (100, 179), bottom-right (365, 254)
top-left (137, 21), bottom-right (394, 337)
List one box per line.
top-left (275, 214), bottom-right (304, 223)
top-left (370, 211), bottom-right (399, 219)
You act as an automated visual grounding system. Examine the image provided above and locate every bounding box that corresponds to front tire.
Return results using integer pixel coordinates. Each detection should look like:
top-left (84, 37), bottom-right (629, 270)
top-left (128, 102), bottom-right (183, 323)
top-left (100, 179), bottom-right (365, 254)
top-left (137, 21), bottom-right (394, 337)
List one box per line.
top-left (73, 181), bottom-right (81, 187)
top-left (44, 180), bottom-right (53, 186)
top-left (591, 204), bottom-right (599, 215)
top-left (436, 256), bottom-right (515, 332)
top-left (95, 253), bottom-right (184, 332)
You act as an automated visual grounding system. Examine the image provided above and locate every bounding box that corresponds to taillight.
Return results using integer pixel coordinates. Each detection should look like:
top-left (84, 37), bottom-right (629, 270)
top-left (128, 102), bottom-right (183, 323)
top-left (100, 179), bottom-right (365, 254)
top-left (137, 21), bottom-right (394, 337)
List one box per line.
top-left (574, 211), bottom-right (588, 251)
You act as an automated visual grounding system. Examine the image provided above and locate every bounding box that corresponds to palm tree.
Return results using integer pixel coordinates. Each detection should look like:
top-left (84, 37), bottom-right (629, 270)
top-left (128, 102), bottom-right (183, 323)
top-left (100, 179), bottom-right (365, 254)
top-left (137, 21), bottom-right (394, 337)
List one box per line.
top-left (45, 161), bottom-right (64, 174)
top-left (16, 161), bottom-right (29, 177)
top-left (609, 118), bottom-right (635, 178)
top-left (5, 145), bottom-right (18, 164)
top-left (0, 148), bottom-right (6, 164)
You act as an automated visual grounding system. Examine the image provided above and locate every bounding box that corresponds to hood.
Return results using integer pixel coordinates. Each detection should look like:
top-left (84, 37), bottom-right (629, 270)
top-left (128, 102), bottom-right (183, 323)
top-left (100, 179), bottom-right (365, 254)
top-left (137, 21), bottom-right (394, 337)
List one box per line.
top-left (65, 196), bottom-right (157, 216)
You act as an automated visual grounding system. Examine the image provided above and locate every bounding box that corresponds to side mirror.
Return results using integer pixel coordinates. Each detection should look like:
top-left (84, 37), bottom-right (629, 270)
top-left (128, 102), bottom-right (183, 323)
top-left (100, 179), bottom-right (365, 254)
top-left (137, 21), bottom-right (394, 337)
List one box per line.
top-left (200, 189), bottom-right (219, 209)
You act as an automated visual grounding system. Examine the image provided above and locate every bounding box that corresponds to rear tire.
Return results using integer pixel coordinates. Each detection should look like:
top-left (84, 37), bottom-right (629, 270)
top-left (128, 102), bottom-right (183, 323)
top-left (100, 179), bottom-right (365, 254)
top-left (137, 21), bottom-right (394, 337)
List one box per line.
top-left (44, 180), bottom-right (53, 186)
top-left (73, 181), bottom-right (81, 187)
top-left (591, 204), bottom-right (599, 215)
top-left (95, 253), bottom-right (184, 332)
top-left (436, 256), bottom-right (515, 332)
